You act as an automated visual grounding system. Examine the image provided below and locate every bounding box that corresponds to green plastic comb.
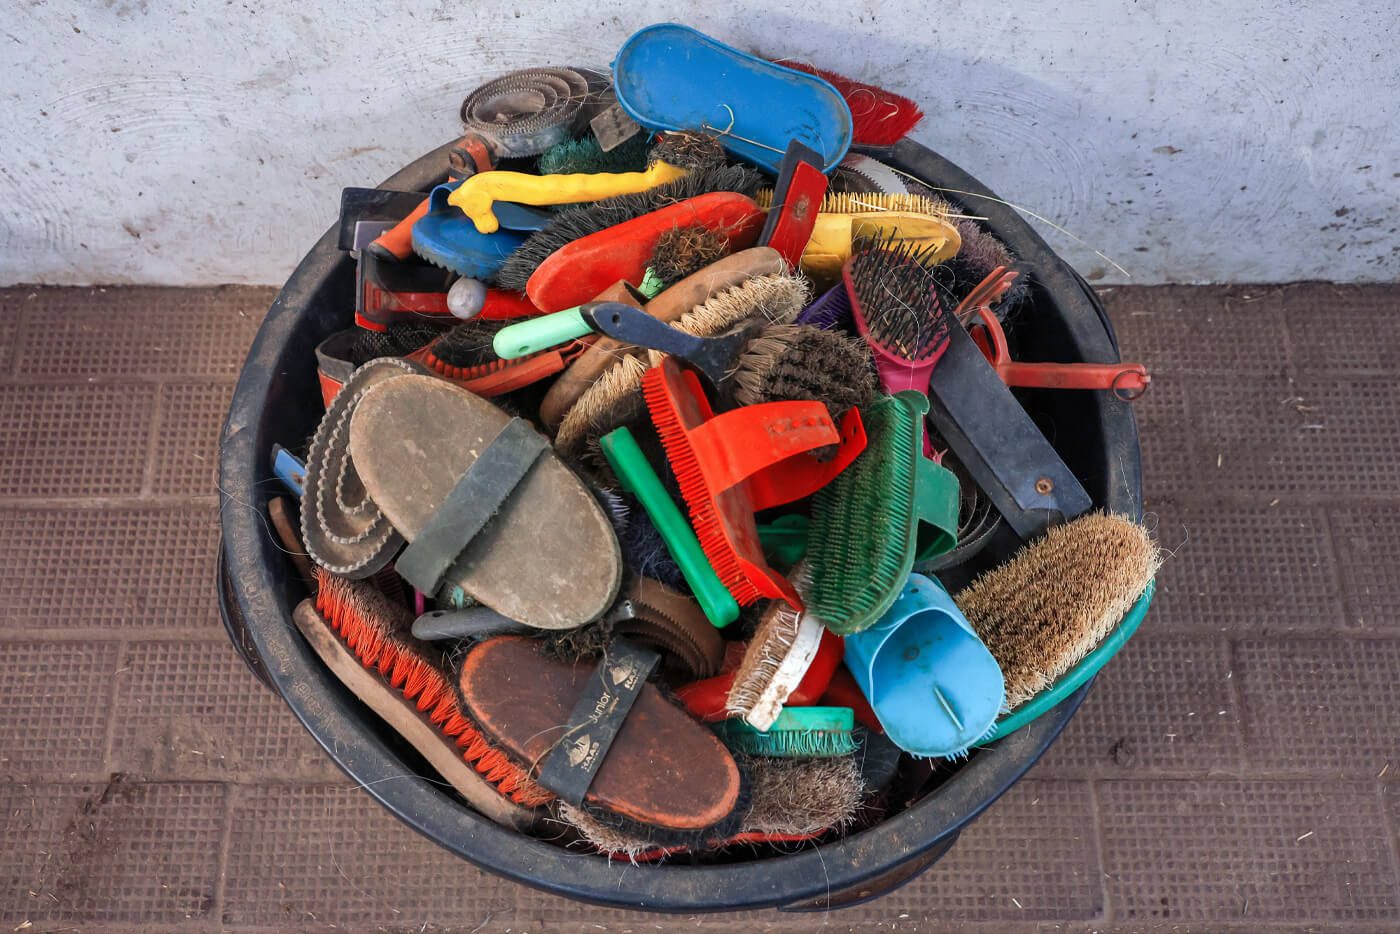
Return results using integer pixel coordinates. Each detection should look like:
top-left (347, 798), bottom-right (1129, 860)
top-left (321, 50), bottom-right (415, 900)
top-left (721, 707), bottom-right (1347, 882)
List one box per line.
top-left (599, 426), bottom-right (740, 628)
top-left (712, 706), bottom-right (858, 758)
top-left (807, 391), bottom-right (928, 635)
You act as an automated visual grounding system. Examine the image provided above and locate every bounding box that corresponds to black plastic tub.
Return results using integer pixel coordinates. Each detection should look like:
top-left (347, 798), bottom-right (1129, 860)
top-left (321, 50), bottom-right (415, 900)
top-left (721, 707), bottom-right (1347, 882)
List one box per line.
top-left (217, 138), bottom-right (1142, 912)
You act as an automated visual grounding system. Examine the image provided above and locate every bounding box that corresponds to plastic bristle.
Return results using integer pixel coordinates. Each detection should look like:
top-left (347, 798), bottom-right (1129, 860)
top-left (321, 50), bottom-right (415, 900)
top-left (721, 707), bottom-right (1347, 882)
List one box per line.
top-left (806, 398), bottom-right (918, 630)
top-left (311, 570), bottom-right (553, 806)
top-left (714, 721), bottom-right (858, 758)
top-left (847, 233), bottom-right (952, 362)
top-left (795, 284), bottom-right (853, 330)
top-left (641, 367), bottom-right (763, 606)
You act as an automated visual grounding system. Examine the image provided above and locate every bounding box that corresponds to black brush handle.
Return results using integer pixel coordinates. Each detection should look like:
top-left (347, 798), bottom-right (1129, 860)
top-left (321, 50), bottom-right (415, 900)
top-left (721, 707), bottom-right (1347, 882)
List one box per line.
top-left (925, 324), bottom-right (1094, 541)
top-left (580, 302), bottom-right (744, 387)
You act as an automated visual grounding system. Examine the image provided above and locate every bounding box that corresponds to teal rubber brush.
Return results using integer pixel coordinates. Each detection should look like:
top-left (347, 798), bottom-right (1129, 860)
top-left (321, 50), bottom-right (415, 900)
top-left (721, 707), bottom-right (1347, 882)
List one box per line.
top-left (712, 707), bottom-right (858, 758)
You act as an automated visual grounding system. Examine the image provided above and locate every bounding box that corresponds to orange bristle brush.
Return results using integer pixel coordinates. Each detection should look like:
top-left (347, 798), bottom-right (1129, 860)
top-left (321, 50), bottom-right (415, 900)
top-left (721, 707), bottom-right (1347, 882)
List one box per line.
top-left (309, 568), bottom-right (553, 808)
top-left (778, 61), bottom-right (925, 146)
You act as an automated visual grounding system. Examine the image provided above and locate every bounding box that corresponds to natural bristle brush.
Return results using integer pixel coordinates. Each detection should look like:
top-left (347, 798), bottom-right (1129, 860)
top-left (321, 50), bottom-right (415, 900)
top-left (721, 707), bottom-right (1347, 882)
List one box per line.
top-left (844, 232), bottom-right (956, 394)
top-left (956, 512), bottom-right (1160, 716)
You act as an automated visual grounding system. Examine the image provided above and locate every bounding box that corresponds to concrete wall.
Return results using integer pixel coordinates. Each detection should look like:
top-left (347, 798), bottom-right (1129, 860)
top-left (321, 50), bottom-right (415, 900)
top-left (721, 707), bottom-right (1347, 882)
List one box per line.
top-left (2, 2), bottom-right (1396, 286)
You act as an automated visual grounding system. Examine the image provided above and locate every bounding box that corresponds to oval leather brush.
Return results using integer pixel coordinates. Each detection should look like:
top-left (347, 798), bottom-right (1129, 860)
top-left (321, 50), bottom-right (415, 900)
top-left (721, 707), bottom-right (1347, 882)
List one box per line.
top-left (306, 568), bottom-right (554, 809)
top-left (844, 231), bottom-right (955, 394)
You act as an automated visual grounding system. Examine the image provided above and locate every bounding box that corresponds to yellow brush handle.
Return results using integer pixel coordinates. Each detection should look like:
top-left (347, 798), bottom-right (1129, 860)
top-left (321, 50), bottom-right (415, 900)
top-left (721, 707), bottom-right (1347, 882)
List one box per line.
top-left (447, 161), bottom-right (691, 233)
top-left (800, 212), bottom-right (964, 280)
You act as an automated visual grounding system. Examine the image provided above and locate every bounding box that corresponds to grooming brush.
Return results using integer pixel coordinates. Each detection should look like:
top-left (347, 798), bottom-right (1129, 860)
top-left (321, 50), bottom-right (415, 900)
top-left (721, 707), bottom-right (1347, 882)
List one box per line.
top-left (794, 283), bottom-right (853, 330)
top-left (561, 752), bottom-right (863, 860)
top-left (306, 569), bottom-right (553, 809)
top-left (726, 563), bottom-right (831, 729)
top-left (406, 317), bottom-right (591, 397)
top-left (713, 707), bottom-right (858, 758)
top-left (553, 271), bottom-right (808, 461)
top-left (752, 190), bottom-right (961, 283)
top-left (643, 355), bottom-right (868, 608)
top-left (455, 635), bottom-right (747, 845)
top-left (494, 163), bottom-right (763, 292)
top-left (598, 426), bottom-right (739, 627)
top-left (727, 323), bottom-right (876, 419)
top-left (776, 61), bottom-right (924, 145)
top-left (805, 392), bottom-right (925, 635)
top-left (945, 218), bottom-right (1030, 313)
top-left (447, 129), bottom-right (727, 233)
top-left (843, 234), bottom-right (955, 394)
top-left (649, 224), bottom-right (728, 287)
top-left (267, 495), bottom-right (317, 588)
top-left (677, 624), bottom-right (842, 723)
top-left (348, 322), bottom-right (442, 363)
top-left (538, 280), bottom-right (650, 432)
top-left (409, 181), bottom-right (542, 278)
top-left (525, 192), bottom-right (767, 312)
top-left (355, 248), bottom-right (457, 331)
top-left (955, 512), bottom-right (1160, 712)
top-left (456, 66), bottom-right (590, 161)
top-left (536, 133), bottom-right (651, 176)
top-left (756, 140), bottom-right (829, 267)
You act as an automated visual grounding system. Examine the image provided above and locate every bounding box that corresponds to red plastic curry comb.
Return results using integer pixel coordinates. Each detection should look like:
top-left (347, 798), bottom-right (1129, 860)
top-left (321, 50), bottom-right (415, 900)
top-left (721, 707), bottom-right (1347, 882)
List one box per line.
top-left (642, 356), bottom-right (867, 609)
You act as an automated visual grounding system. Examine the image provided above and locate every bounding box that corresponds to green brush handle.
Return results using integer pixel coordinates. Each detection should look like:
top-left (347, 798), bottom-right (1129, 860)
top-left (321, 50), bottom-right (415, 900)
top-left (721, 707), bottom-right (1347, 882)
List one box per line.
top-left (492, 306), bottom-right (590, 359)
top-left (599, 427), bottom-right (740, 628)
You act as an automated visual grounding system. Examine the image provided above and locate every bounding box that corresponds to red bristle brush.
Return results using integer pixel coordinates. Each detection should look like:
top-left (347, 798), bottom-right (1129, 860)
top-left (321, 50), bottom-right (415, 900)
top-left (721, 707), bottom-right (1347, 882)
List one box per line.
top-left (310, 568), bottom-right (553, 807)
top-left (777, 61), bottom-right (925, 146)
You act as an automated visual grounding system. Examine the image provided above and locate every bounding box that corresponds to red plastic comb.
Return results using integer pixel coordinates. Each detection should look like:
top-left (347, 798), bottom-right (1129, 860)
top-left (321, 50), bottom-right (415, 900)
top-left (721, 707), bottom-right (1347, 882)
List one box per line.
top-left (407, 337), bottom-right (592, 397)
top-left (642, 356), bottom-right (867, 609)
top-left (777, 61), bottom-right (925, 146)
top-left (526, 193), bottom-right (766, 312)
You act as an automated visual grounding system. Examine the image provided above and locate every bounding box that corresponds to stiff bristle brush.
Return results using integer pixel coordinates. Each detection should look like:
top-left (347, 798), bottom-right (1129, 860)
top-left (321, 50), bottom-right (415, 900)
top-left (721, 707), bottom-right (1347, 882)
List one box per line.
top-left (956, 512), bottom-right (1160, 711)
top-left (560, 753), bottom-right (863, 861)
top-left (494, 164), bottom-right (763, 292)
top-left (727, 323), bottom-right (875, 419)
top-left (776, 61), bottom-right (925, 145)
top-left (554, 272), bottom-right (808, 466)
top-left (844, 232), bottom-right (956, 394)
top-left (307, 568), bottom-right (554, 808)
top-left (536, 133), bottom-right (651, 176)
top-left (713, 707), bottom-right (859, 758)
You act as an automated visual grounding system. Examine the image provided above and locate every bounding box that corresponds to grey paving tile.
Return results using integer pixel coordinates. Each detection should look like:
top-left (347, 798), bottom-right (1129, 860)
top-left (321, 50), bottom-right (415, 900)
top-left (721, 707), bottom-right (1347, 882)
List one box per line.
top-left (0, 505), bottom-right (220, 633)
top-left (0, 641), bottom-right (120, 781)
top-left (108, 640), bottom-right (344, 783)
top-left (150, 380), bottom-right (234, 497)
top-left (0, 779), bottom-right (224, 925)
top-left (1099, 779), bottom-right (1399, 922)
top-left (11, 284), bottom-right (273, 380)
top-left (1034, 636), bottom-right (1241, 777)
top-left (1236, 638), bottom-right (1400, 775)
top-left (1329, 505), bottom-right (1400, 629)
top-left (0, 384), bottom-right (156, 497)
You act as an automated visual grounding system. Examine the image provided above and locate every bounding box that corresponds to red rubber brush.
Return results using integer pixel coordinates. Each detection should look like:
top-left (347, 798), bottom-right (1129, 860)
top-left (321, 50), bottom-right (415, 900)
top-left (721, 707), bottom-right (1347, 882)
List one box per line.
top-left (642, 356), bottom-right (867, 609)
top-left (778, 62), bottom-right (925, 146)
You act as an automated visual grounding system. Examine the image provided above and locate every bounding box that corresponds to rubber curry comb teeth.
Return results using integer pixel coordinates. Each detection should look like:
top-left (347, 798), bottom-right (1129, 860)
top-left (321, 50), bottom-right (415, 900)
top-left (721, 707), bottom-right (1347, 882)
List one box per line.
top-left (641, 355), bottom-right (867, 609)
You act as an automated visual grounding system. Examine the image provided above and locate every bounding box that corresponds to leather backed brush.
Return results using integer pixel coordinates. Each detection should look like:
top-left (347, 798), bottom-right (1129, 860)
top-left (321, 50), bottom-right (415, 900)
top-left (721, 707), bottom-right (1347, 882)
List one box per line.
top-left (561, 753), bottom-right (863, 861)
top-left (494, 163), bottom-right (764, 292)
top-left (299, 570), bottom-right (552, 820)
top-left (955, 512), bottom-right (1159, 711)
top-left (455, 636), bottom-right (746, 846)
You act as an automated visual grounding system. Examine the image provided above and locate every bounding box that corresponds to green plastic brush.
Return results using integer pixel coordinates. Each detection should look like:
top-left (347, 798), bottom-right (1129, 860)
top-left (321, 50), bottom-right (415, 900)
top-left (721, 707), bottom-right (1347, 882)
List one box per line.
top-left (712, 707), bottom-right (858, 758)
top-left (806, 391), bottom-right (927, 635)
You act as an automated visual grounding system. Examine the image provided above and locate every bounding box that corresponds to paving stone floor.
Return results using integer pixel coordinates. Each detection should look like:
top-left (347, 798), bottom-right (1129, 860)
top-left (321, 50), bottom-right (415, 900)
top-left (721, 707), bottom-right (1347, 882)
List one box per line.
top-left (0, 282), bottom-right (1396, 933)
